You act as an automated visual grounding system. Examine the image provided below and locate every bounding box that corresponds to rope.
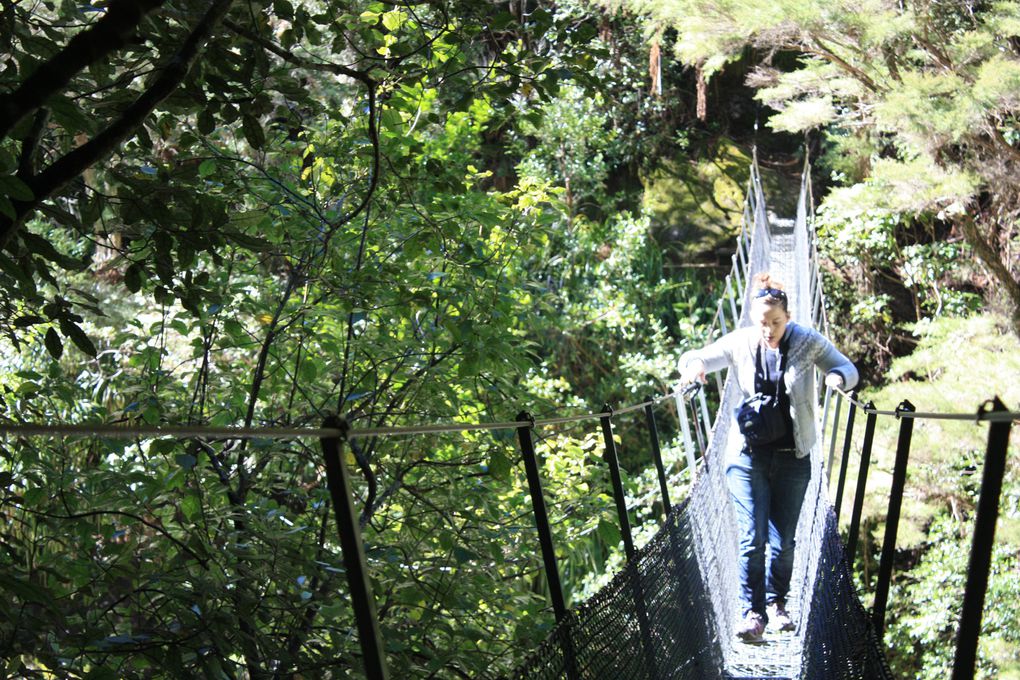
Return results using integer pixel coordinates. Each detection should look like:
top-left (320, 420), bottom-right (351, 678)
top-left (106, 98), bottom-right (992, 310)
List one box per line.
top-left (830, 386), bottom-right (1020, 422)
top-left (0, 391), bottom-right (684, 441)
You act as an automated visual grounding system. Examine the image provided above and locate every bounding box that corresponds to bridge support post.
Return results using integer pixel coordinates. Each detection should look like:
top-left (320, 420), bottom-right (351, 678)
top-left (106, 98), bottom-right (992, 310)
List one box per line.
top-left (872, 400), bottom-right (915, 638)
top-left (845, 403), bottom-right (877, 567)
top-left (601, 405), bottom-right (635, 559)
top-left (601, 405), bottom-right (658, 679)
top-left (833, 392), bottom-right (858, 523)
top-left (644, 402), bottom-right (672, 516)
top-left (320, 416), bottom-right (390, 680)
top-left (825, 391), bottom-right (843, 488)
top-left (951, 398), bottom-right (1013, 680)
top-left (516, 412), bottom-right (579, 680)
top-left (675, 388), bottom-right (698, 481)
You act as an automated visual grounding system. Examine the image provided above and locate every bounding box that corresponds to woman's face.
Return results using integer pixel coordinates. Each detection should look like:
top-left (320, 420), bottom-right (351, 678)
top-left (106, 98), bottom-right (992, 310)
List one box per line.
top-left (751, 301), bottom-right (790, 348)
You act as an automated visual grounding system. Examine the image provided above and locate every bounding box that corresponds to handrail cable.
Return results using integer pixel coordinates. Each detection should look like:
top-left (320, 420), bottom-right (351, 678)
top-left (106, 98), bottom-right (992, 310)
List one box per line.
top-left (2, 377), bottom-right (1016, 445)
top-left (0, 390), bottom-right (684, 441)
top-left (830, 385), bottom-right (1019, 422)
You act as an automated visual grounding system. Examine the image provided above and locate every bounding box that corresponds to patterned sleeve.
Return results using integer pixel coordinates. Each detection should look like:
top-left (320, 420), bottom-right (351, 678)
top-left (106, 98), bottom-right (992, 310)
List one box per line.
top-left (811, 330), bottom-right (859, 389)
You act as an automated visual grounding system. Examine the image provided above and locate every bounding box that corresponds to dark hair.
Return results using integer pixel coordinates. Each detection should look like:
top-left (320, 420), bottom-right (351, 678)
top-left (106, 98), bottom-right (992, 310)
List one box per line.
top-left (752, 273), bottom-right (789, 312)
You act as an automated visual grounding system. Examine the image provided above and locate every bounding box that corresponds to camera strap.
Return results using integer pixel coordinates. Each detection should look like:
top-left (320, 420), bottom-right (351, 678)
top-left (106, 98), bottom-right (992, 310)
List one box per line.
top-left (754, 331), bottom-right (790, 398)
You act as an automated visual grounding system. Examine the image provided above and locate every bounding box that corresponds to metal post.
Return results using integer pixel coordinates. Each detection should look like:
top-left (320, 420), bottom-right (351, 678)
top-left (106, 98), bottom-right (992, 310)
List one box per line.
top-left (732, 253), bottom-right (742, 294)
top-left (872, 400), bottom-right (915, 638)
top-left (820, 386), bottom-right (832, 446)
top-left (697, 387), bottom-right (712, 451)
top-left (645, 403), bottom-right (672, 516)
top-left (320, 416), bottom-right (389, 680)
top-left (846, 404), bottom-right (877, 566)
top-left (833, 393), bottom-right (857, 521)
top-left (717, 301), bottom-right (729, 335)
top-left (515, 412), bottom-right (569, 622)
top-left (600, 406), bottom-right (658, 678)
top-left (516, 412), bottom-right (579, 680)
top-left (951, 398), bottom-right (1014, 680)
top-left (675, 388), bottom-right (698, 480)
top-left (600, 405), bottom-right (634, 560)
top-left (726, 275), bottom-right (740, 328)
top-left (690, 396), bottom-right (707, 456)
top-left (826, 391), bottom-right (844, 487)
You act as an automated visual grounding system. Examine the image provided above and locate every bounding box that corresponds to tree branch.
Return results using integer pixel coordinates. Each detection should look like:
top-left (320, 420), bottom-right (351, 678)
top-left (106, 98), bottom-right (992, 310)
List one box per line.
top-left (17, 109), bottom-right (49, 179)
top-left (221, 17), bottom-right (374, 86)
top-left (807, 34), bottom-right (879, 93)
top-left (0, 0), bottom-right (236, 251)
top-left (958, 213), bottom-right (1020, 335)
top-left (0, 0), bottom-right (165, 139)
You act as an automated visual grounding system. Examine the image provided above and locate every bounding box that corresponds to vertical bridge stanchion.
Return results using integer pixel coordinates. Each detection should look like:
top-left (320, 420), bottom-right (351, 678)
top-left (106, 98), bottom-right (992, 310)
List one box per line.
top-left (516, 412), bottom-right (579, 680)
top-left (833, 391), bottom-right (858, 523)
top-left (696, 388), bottom-right (713, 452)
top-left (600, 405), bottom-right (634, 558)
top-left (600, 405), bottom-right (657, 679)
top-left (645, 402), bottom-right (672, 516)
top-left (826, 390), bottom-right (844, 487)
top-left (675, 388), bottom-right (698, 481)
top-left (873, 400), bottom-right (915, 638)
top-left (320, 416), bottom-right (390, 680)
top-left (846, 403), bottom-right (877, 566)
top-left (952, 398), bottom-right (1014, 680)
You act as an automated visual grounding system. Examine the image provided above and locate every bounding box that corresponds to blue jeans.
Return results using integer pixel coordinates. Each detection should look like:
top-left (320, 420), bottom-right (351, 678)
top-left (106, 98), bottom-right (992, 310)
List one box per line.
top-left (726, 445), bottom-right (812, 619)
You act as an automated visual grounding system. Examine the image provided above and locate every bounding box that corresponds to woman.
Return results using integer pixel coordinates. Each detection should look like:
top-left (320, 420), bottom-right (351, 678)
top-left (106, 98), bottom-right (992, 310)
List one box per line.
top-left (678, 273), bottom-right (858, 642)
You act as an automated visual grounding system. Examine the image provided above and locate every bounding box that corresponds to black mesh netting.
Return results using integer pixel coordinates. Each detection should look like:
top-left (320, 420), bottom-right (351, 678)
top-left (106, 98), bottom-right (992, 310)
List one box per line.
top-left (502, 493), bottom-right (891, 680)
top-left (503, 497), bottom-right (724, 680)
top-left (799, 510), bottom-right (894, 680)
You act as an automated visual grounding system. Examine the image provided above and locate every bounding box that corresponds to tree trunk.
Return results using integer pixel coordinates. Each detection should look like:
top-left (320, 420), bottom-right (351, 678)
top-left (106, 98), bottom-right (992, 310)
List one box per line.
top-left (959, 215), bottom-right (1020, 336)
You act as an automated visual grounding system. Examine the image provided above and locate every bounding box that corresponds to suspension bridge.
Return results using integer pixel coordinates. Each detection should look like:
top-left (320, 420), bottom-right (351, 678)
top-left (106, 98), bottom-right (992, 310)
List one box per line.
top-left (1, 154), bottom-right (1016, 680)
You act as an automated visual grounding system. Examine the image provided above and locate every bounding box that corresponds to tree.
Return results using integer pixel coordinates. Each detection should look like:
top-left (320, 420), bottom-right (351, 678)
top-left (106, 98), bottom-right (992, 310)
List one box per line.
top-left (624, 0), bottom-right (1020, 334)
top-left (0, 1), bottom-right (706, 677)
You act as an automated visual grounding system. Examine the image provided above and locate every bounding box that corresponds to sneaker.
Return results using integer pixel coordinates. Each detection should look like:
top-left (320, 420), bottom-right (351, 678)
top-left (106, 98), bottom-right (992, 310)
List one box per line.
top-left (769, 600), bottom-right (794, 632)
top-left (736, 611), bottom-right (766, 642)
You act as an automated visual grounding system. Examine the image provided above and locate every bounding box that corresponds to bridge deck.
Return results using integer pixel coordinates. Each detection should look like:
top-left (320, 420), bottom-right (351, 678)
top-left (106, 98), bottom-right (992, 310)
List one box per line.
top-left (721, 216), bottom-right (802, 680)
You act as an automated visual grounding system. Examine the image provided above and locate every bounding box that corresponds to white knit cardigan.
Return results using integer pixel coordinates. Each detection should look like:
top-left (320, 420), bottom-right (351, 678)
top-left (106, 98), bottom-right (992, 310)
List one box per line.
top-left (678, 321), bottom-right (859, 459)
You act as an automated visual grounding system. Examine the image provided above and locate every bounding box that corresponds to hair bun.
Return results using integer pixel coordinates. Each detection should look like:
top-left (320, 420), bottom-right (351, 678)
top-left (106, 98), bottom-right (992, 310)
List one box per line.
top-left (752, 272), bottom-right (784, 291)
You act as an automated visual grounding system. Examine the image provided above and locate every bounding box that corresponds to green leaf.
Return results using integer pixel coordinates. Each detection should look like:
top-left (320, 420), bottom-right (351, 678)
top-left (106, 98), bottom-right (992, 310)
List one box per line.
top-left (197, 109), bottom-right (216, 135)
top-left (124, 262), bottom-right (143, 293)
top-left (13, 314), bottom-right (44, 328)
top-left (225, 231), bottom-right (273, 252)
top-left (181, 494), bottom-right (201, 521)
top-left (0, 195), bottom-right (16, 219)
top-left (380, 108), bottom-right (403, 133)
top-left (242, 114), bottom-right (266, 149)
top-left (44, 328), bottom-right (63, 360)
top-left (175, 453), bottom-right (197, 469)
top-left (23, 487), bottom-right (46, 505)
top-left (20, 232), bottom-right (83, 270)
top-left (488, 447), bottom-right (511, 480)
top-left (198, 159), bottom-right (217, 177)
top-left (299, 359), bottom-right (319, 382)
top-left (153, 231), bottom-right (174, 284)
top-left (382, 9), bottom-right (404, 31)
top-left (0, 175), bottom-right (34, 201)
top-left (59, 319), bottom-right (97, 357)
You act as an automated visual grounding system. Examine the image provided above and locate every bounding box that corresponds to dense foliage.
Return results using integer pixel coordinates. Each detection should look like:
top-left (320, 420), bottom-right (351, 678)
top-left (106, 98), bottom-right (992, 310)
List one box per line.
top-left (849, 314), bottom-right (1020, 679)
top-left (624, 0), bottom-right (1020, 357)
top-left (0, 1), bottom-right (713, 677)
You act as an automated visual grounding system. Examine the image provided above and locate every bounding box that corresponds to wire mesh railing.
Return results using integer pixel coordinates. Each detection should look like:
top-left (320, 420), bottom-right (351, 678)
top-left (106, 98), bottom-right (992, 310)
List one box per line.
top-left (819, 387), bottom-right (1016, 680)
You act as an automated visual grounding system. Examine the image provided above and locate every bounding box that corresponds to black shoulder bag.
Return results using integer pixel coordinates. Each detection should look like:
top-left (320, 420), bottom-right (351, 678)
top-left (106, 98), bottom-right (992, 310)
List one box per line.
top-left (734, 337), bottom-right (790, 447)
